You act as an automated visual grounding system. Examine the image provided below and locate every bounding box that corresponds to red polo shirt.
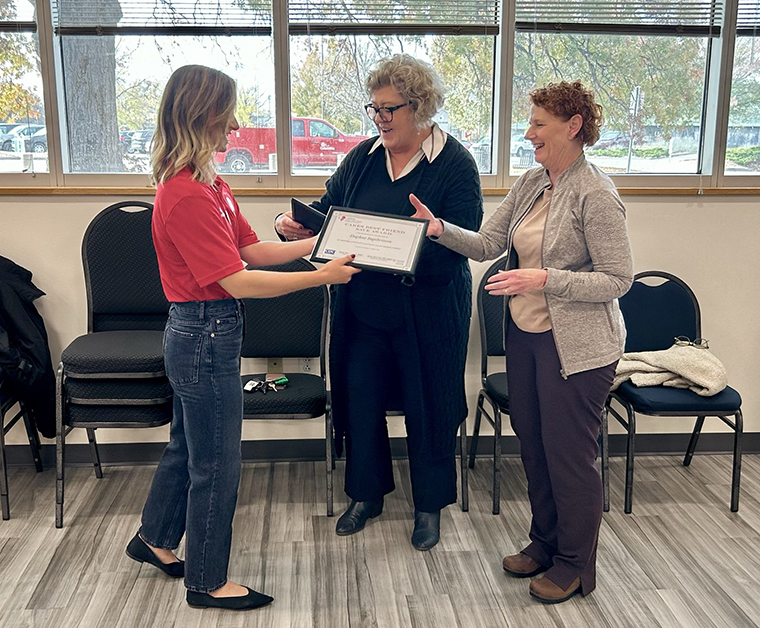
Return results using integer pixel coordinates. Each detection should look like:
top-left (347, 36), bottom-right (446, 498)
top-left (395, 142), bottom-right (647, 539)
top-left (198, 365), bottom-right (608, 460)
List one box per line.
top-left (152, 168), bottom-right (259, 302)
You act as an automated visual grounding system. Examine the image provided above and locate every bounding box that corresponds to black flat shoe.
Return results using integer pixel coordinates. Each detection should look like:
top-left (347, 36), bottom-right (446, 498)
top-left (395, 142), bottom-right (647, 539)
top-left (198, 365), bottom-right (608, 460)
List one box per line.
top-left (186, 587), bottom-right (274, 610)
top-left (335, 499), bottom-right (383, 536)
top-left (411, 509), bottom-right (440, 551)
top-left (126, 533), bottom-right (184, 578)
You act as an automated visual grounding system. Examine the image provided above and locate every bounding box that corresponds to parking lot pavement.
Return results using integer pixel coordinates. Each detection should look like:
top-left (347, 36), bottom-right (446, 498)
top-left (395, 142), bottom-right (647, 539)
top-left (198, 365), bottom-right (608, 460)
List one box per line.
top-left (0, 153), bottom-right (48, 173)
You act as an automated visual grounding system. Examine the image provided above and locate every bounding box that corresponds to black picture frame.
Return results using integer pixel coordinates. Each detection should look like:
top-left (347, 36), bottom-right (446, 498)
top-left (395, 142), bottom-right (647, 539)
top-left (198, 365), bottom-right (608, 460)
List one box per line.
top-left (310, 206), bottom-right (428, 276)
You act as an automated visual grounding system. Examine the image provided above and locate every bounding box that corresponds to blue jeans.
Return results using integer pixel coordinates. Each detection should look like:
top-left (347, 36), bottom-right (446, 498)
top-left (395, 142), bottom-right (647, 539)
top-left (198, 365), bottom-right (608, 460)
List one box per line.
top-left (139, 299), bottom-right (243, 593)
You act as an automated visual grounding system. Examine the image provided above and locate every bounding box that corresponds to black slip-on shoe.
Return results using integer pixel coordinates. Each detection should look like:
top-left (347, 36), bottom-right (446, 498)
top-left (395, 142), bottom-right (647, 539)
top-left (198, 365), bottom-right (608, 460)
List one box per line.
top-left (335, 499), bottom-right (384, 536)
top-left (125, 533), bottom-right (184, 578)
top-left (186, 587), bottom-right (274, 610)
top-left (411, 509), bottom-right (440, 551)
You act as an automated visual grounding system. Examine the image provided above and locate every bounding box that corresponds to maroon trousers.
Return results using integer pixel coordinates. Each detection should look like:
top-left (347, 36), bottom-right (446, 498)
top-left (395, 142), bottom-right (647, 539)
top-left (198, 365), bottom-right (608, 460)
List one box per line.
top-left (506, 321), bottom-right (616, 595)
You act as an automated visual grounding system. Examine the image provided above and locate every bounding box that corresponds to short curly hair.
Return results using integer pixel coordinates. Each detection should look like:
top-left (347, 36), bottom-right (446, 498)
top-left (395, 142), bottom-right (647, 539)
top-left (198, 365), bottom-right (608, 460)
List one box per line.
top-left (530, 81), bottom-right (603, 147)
top-left (366, 54), bottom-right (445, 129)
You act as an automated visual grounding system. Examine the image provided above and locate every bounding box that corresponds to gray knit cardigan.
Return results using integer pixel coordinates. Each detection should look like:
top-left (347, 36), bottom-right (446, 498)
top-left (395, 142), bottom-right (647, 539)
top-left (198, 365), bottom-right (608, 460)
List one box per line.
top-left (437, 153), bottom-right (633, 377)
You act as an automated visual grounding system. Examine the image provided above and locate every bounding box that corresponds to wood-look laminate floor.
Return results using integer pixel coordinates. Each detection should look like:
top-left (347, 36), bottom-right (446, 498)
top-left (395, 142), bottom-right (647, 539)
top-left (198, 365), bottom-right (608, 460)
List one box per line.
top-left (1, 454), bottom-right (759, 628)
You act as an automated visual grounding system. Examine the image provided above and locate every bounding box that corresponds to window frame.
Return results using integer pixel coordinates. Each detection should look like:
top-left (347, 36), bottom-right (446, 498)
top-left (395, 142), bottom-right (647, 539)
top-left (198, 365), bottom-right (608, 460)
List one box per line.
top-left (0, 0), bottom-right (754, 192)
top-left (716, 0), bottom-right (760, 187)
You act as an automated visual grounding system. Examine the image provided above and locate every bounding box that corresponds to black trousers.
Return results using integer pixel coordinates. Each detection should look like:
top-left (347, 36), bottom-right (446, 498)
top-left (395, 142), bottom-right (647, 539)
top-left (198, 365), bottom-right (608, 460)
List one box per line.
top-left (507, 321), bottom-right (616, 596)
top-left (341, 313), bottom-right (457, 512)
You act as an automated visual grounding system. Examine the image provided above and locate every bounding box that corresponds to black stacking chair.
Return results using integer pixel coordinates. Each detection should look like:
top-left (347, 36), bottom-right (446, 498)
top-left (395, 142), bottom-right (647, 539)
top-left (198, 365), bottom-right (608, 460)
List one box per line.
top-left (0, 377), bottom-right (42, 519)
top-left (56, 201), bottom-right (172, 527)
top-left (604, 271), bottom-right (743, 513)
top-left (239, 259), bottom-right (335, 514)
top-left (469, 256), bottom-right (510, 515)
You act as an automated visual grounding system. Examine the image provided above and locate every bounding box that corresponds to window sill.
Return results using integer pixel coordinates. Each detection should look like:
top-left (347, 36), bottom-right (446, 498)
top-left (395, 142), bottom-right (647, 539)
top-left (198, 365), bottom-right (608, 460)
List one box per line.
top-left (0, 186), bottom-right (757, 196)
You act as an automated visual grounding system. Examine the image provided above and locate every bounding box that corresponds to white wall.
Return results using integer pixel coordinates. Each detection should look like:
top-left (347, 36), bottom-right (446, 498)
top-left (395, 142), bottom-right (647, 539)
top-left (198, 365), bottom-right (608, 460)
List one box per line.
top-left (1, 192), bottom-right (757, 445)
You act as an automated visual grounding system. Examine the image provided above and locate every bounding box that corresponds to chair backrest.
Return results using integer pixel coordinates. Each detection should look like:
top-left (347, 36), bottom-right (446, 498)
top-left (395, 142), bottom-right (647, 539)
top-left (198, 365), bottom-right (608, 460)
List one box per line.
top-left (83, 201), bottom-right (169, 333)
top-left (477, 256), bottom-right (509, 377)
top-left (619, 271), bottom-right (701, 353)
top-left (240, 258), bottom-right (328, 364)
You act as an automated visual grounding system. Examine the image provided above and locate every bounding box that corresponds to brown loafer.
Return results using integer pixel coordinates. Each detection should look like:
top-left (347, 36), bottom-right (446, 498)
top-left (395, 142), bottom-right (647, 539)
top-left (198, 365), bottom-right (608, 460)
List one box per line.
top-left (529, 576), bottom-right (580, 604)
top-left (502, 552), bottom-right (547, 578)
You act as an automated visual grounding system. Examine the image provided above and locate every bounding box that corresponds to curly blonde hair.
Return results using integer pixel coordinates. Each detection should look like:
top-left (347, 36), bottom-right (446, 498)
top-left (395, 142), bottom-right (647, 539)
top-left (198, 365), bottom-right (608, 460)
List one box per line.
top-left (365, 54), bottom-right (445, 129)
top-left (152, 65), bottom-right (236, 186)
top-left (530, 81), bottom-right (603, 146)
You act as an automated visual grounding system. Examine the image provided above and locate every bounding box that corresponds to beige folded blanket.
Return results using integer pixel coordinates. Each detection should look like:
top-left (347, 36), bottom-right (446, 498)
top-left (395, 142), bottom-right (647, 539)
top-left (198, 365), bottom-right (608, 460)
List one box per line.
top-left (612, 344), bottom-right (727, 396)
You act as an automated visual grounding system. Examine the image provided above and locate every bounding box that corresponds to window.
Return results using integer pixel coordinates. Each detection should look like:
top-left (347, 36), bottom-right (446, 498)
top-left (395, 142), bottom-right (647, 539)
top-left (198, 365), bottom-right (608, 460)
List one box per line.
top-left (0, 0), bottom-right (47, 174)
top-left (513, 0), bottom-right (721, 177)
top-left (726, 0), bottom-right (760, 176)
top-left (52, 0), bottom-right (275, 175)
top-left (0, 0), bottom-right (756, 189)
top-left (288, 1), bottom-right (498, 176)
top-left (309, 120), bottom-right (337, 138)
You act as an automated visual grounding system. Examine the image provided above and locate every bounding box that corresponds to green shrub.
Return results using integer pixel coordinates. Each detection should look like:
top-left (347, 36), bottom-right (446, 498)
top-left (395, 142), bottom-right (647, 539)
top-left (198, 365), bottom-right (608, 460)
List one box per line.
top-left (589, 148), bottom-right (627, 157)
top-left (726, 147), bottom-right (760, 167)
top-left (634, 147), bottom-right (668, 159)
top-left (589, 147), bottom-right (668, 159)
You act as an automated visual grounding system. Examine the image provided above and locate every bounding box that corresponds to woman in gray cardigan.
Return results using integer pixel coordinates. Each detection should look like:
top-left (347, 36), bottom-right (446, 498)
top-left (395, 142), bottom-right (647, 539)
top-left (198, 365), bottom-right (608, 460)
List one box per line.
top-left (412, 81), bottom-right (633, 603)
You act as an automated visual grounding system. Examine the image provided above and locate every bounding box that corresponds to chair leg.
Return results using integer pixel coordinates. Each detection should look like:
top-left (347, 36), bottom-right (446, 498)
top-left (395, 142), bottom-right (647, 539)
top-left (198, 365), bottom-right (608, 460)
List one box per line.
top-left (55, 364), bottom-right (65, 528)
top-left (86, 428), bottom-right (103, 479)
top-left (459, 420), bottom-right (468, 512)
top-left (325, 409), bottom-right (333, 517)
top-left (492, 407), bottom-right (502, 515)
top-left (19, 402), bottom-right (42, 472)
top-left (683, 415), bottom-right (705, 467)
top-left (469, 394), bottom-right (484, 469)
top-left (601, 405), bottom-right (610, 513)
top-left (624, 406), bottom-right (636, 514)
top-left (731, 410), bottom-right (743, 513)
top-left (0, 410), bottom-right (9, 520)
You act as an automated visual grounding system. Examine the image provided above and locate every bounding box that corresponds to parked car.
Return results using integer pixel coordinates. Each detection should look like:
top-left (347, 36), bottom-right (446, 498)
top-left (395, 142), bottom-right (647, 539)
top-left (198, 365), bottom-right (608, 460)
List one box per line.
top-left (510, 133), bottom-right (534, 157)
top-left (26, 128), bottom-right (47, 153)
top-left (119, 129), bottom-right (137, 151)
top-left (0, 124), bottom-right (44, 151)
top-left (469, 136), bottom-right (492, 172)
top-left (594, 130), bottom-right (630, 149)
top-left (0, 122), bottom-right (20, 135)
top-left (216, 117), bottom-right (368, 172)
top-left (129, 129), bottom-right (154, 154)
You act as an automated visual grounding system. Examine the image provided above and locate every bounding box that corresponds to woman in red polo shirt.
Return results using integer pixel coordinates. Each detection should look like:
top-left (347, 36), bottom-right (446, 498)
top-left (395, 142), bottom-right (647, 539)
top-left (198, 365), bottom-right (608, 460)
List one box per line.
top-left (124, 65), bottom-right (359, 611)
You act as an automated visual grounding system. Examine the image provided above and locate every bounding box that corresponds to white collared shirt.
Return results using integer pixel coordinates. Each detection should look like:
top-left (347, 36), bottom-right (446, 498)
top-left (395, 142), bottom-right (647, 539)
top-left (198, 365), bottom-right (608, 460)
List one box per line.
top-left (368, 123), bottom-right (447, 181)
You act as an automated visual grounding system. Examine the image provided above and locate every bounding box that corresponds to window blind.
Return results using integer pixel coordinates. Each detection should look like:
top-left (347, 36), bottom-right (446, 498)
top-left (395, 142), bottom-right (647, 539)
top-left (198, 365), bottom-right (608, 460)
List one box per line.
top-left (288, 0), bottom-right (500, 35)
top-left (52, 0), bottom-right (272, 36)
top-left (516, 0), bottom-right (723, 36)
top-left (0, 1), bottom-right (36, 33)
top-left (737, 0), bottom-right (760, 34)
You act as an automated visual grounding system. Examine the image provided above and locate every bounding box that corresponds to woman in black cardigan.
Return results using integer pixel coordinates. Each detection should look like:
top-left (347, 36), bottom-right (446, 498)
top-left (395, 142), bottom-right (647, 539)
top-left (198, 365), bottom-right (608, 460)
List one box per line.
top-left (276, 54), bottom-right (483, 550)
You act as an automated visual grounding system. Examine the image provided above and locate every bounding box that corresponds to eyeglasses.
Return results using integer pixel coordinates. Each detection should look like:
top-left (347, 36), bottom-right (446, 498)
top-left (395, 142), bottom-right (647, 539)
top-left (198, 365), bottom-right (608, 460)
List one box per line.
top-left (674, 336), bottom-right (709, 349)
top-left (365, 102), bottom-right (410, 122)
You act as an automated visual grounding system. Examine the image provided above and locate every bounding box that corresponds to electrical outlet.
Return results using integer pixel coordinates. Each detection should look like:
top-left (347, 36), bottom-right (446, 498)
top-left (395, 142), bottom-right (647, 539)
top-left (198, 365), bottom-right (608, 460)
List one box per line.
top-left (300, 358), bottom-right (313, 373)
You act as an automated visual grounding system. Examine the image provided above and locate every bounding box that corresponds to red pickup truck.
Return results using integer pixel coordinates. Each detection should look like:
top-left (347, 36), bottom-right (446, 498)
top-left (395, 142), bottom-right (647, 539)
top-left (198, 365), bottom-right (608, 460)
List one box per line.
top-left (215, 117), bottom-right (369, 173)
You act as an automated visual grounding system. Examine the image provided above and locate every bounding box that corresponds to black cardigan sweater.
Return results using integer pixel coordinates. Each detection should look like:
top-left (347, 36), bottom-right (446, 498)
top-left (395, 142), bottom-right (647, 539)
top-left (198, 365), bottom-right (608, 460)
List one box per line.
top-left (313, 136), bottom-right (484, 456)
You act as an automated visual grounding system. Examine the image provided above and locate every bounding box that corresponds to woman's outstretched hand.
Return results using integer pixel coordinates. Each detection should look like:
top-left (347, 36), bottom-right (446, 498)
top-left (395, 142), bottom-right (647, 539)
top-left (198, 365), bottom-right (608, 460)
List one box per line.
top-left (319, 254), bottom-right (361, 285)
top-left (409, 194), bottom-right (443, 238)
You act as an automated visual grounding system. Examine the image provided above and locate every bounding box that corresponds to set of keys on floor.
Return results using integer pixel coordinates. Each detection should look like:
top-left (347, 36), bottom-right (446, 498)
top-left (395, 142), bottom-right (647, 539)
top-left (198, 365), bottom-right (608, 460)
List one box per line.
top-left (243, 376), bottom-right (289, 394)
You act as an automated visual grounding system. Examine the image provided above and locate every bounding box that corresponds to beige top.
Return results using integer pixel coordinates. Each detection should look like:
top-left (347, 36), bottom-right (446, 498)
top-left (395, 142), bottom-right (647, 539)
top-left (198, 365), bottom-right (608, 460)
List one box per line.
top-left (509, 189), bottom-right (552, 333)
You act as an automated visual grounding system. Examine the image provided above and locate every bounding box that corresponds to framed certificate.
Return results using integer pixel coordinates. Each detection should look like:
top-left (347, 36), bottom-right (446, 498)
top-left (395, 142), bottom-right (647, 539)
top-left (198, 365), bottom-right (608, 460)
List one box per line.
top-left (310, 207), bottom-right (429, 276)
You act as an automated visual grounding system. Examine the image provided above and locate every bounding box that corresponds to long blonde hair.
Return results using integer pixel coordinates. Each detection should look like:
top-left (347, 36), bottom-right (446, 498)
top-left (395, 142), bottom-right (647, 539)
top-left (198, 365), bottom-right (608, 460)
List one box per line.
top-left (152, 65), bottom-right (236, 186)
